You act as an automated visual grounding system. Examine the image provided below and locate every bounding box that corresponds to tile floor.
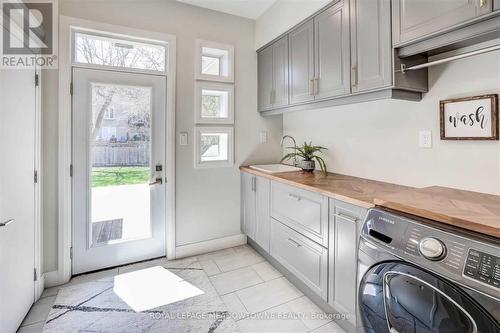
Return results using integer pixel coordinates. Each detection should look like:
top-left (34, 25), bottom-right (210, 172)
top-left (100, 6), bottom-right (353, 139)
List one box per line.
top-left (17, 245), bottom-right (346, 333)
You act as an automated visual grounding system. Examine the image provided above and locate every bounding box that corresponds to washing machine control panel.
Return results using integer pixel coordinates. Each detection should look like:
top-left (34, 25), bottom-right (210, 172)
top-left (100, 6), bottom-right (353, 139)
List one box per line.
top-left (464, 249), bottom-right (500, 290)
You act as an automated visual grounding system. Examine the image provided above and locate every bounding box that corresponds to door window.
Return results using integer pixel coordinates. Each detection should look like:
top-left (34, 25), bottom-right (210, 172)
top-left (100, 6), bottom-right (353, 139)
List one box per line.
top-left (90, 83), bottom-right (152, 246)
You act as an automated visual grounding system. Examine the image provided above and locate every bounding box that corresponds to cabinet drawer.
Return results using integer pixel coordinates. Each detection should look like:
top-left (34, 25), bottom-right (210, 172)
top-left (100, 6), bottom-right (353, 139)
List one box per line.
top-left (270, 220), bottom-right (328, 300)
top-left (270, 181), bottom-right (329, 247)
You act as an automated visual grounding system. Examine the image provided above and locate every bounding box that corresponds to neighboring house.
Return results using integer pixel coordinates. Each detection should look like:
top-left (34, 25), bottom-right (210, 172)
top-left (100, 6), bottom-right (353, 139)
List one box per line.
top-left (96, 106), bottom-right (150, 143)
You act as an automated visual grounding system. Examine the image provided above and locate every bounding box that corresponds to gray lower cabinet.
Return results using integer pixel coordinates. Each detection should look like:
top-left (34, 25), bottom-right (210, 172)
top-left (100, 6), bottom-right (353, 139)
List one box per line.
top-left (270, 181), bottom-right (329, 247)
top-left (314, 0), bottom-right (351, 99)
top-left (258, 36), bottom-right (289, 112)
top-left (289, 19), bottom-right (315, 104)
top-left (392, 0), bottom-right (492, 46)
top-left (328, 199), bottom-right (367, 325)
top-left (255, 176), bottom-right (271, 252)
top-left (241, 172), bottom-right (256, 239)
top-left (241, 173), bottom-right (271, 252)
top-left (350, 0), bottom-right (392, 92)
top-left (270, 220), bottom-right (328, 300)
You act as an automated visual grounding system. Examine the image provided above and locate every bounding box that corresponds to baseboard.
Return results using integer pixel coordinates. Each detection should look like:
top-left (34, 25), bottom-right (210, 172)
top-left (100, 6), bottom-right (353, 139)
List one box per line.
top-left (175, 234), bottom-right (247, 259)
top-left (44, 270), bottom-right (65, 288)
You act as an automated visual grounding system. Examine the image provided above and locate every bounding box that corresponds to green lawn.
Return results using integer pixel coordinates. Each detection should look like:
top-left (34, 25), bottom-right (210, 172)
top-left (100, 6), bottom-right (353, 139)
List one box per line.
top-left (92, 167), bottom-right (149, 188)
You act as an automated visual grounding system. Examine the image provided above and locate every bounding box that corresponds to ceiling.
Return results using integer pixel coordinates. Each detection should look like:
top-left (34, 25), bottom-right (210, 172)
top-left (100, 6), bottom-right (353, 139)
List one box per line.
top-left (176, 0), bottom-right (277, 20)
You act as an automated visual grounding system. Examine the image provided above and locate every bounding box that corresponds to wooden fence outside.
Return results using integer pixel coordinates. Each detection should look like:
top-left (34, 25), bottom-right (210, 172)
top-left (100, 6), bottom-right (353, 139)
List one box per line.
top-left (92, 142), bottom-right (150, 167)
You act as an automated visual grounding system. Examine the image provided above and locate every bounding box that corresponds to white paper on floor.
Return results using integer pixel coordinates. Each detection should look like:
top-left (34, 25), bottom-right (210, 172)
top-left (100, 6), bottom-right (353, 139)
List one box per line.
top-left (113, 266), bottom-right (204, 312)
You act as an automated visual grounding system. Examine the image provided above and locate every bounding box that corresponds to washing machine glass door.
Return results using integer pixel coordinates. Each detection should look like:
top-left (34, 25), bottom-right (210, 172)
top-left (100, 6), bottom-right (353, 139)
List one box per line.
top-left (358, 262), bottom-right (499, 333)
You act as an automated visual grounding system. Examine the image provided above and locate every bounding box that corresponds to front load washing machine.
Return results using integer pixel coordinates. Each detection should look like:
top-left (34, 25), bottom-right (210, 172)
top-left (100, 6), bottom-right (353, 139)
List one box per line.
top-left (357, 208), bottom-right (500, 333)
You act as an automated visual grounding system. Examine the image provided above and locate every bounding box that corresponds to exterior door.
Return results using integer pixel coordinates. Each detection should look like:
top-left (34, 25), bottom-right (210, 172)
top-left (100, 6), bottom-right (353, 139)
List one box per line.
top-left (0, 68), bottom-right (36, 332)
top-left (72, 67), bottom-right (166, 274)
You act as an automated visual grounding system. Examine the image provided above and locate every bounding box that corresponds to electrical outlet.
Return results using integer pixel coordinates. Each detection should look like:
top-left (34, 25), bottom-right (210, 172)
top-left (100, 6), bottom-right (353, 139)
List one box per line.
top-left (419, 130), bottom-right (432, 148)
top-left (260, 131), bottom-right (268, 144)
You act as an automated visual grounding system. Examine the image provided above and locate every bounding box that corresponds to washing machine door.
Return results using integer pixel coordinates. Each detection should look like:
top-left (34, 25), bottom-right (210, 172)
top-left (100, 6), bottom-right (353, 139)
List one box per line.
top-left (358, 261), bottom-right (500, 333)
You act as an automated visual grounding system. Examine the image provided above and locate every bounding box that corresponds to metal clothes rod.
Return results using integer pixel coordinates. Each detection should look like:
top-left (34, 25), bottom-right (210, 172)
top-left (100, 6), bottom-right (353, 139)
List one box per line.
top-left (401, 44), bottom-right (500, 73)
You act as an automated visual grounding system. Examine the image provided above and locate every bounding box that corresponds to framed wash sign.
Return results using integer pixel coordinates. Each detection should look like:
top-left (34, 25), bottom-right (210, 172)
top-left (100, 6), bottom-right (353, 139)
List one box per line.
top-left (440, 94), bottom-right (499, 140)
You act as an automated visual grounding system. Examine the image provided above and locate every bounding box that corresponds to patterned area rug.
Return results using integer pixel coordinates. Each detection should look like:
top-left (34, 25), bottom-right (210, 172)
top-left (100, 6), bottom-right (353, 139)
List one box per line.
top-left (42, 257), bottom-right (240, 332)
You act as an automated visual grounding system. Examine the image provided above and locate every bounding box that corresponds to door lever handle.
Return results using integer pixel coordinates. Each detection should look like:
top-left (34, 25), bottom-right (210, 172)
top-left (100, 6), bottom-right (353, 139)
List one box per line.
top-left (0, 219), bottom-right (14, 227)
top-left (149, 177), bottom-right (163, 186)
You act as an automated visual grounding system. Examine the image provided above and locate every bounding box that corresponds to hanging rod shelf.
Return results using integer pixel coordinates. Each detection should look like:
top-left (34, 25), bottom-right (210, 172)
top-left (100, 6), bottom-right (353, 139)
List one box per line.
top-left (401, 43), bottom-right (500, 73)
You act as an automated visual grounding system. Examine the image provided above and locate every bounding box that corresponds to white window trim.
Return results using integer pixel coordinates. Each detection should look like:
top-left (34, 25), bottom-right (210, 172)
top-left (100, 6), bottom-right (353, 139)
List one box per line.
top-left (194, 81), bottom-right (234, 124)
top-left (194, 127), bottom-right (234, 169)
top-left (53, 15), bottom-right (177, 287)
top-left (195, 39), bottom-right (234, 83)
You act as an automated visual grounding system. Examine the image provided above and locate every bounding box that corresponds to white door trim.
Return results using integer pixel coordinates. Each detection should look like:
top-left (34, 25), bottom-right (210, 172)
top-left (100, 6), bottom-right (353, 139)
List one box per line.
top-left (54, 16), bottom-right (176, 286)
top-left (34, 68), bottom-right (45, 298)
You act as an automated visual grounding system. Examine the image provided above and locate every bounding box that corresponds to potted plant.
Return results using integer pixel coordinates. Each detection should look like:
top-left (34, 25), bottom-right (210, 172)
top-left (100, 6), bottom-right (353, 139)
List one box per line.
top-left (281, 141), bottom-right (328, 174)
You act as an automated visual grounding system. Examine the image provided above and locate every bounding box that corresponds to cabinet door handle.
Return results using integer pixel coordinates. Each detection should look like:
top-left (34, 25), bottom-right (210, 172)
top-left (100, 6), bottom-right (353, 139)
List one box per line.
top-left (0, 219), bottom-right (14, 227)
top-left (252, 176), bottom-right (256, 192)
top-left (335, 212), bottom-right (358, 223)
top-left (351, 66), bottom-right (358, 87)
top-left (309, 79), bottom-right (314, 96)
top-left (288, 193), bottom-right (302, 201)
top-left (314, 78), bottom-right (319, 95)
top-left (287, 238), bottom-right (302, 247)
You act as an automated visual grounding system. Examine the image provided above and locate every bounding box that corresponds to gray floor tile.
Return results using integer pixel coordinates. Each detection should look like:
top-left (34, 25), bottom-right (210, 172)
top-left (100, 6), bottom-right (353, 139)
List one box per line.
top-left (236, 277), bottom-right (302, 314)
top-left (20, 296), bottom-right (56, 326)
top-left (310, 321), bottom-right (346, 333)
top-left (199, 259), bottom-right (221, 276)
top-left (237, 303), bottom-right (309, 333)
top-left (17, 321), bottom-right (44, 333)
top-left (287, 296), bottom-right (331, 330)
top-left (251, 261), bottom-right (282, 281)
top-left (210, 266), bottom-right (264, 295)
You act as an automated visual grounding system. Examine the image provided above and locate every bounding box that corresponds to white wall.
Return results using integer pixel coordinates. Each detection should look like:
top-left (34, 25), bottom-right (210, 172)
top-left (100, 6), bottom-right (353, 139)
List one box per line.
top-left (255, 0), bottom-right (331, 49)
top-left (284, 47), bottom-right (500, 195)
top-left (42, 0), bottom-right (283, 273)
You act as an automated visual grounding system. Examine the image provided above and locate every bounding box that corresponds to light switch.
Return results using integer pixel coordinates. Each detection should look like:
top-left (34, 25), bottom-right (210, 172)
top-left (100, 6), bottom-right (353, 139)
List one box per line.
top-left (179, 132), bottom-right (188, 146)
top-left (260, 131), bottom-right (268, 144)
top-left (419, 130), bottom-right (432, 148)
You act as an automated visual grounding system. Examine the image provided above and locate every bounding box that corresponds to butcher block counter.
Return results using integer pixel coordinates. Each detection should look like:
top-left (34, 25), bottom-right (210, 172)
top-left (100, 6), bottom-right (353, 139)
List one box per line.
top-left (240, 166), bottom-right (500, 238)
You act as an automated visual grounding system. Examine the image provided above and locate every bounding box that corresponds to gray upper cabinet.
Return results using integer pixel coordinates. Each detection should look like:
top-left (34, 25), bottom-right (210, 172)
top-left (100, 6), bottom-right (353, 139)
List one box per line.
top-left (392, 0), bottom-right (492, 45)
top-left (495, 0), bottom-right (500, 10)
top-left (272, 36), bottom-right (289, 108)
top-left (258, 36), bottom-right (289, 112)
top-left (257, 46), bottom-right (274, 112)
top-left (350, 0), bottom-right (392, 92)
top-left (289, 19), bottom-right (315, 105)
top-left (314, 0), bottom-right (351, 99)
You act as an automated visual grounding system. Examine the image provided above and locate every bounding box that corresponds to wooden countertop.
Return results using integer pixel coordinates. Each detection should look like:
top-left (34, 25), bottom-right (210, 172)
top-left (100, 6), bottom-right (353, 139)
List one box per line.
top-left (240, 166), bottom-right (500, 238)
top-left (240, 166), bottom-right (411, 209)
top-left (374, 186), bottom-right (500, 238)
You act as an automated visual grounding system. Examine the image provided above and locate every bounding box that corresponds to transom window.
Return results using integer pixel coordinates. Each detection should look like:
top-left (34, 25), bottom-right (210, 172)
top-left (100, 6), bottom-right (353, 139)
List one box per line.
top-left (73, 30), bottom-right (167, 73)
